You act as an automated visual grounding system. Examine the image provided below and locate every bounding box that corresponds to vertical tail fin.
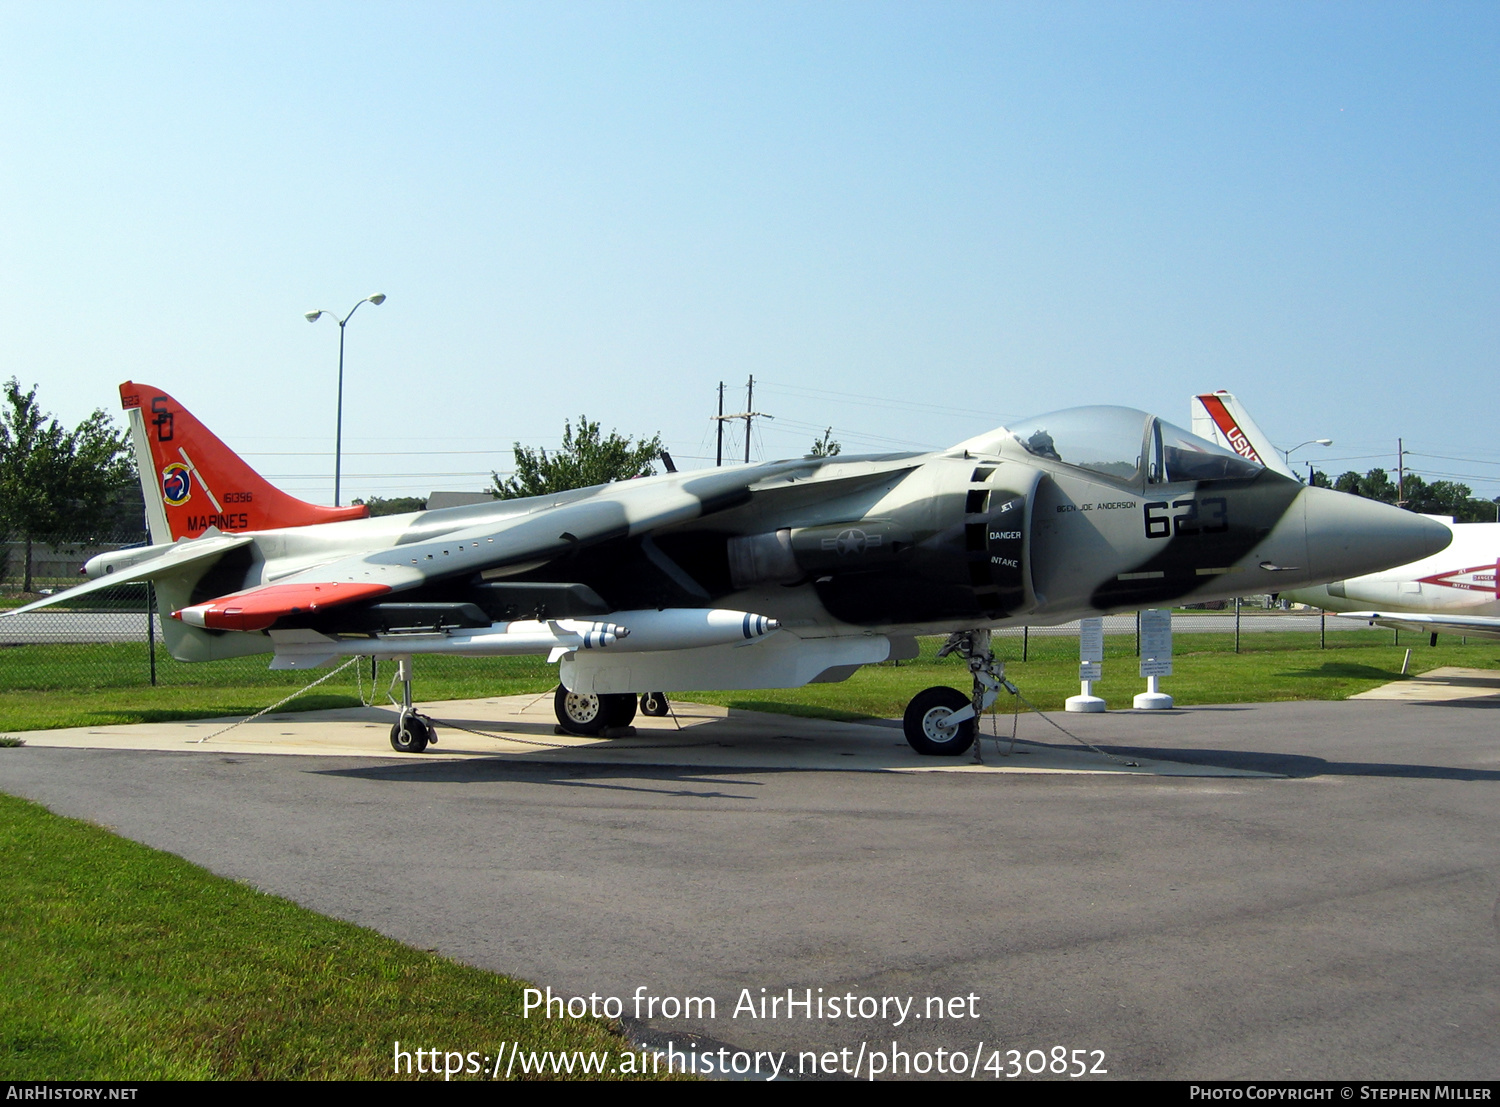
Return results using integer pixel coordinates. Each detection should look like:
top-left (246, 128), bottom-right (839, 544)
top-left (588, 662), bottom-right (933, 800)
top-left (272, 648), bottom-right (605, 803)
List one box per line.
top-left (120, 382), bottom-right (370, 543)
top-left (1190, 390), bottom-right (1298, 479)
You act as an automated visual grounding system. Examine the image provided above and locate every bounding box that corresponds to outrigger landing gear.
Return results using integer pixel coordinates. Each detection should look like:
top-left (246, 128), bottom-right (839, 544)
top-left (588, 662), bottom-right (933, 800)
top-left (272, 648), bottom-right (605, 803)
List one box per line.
top-left (639, 691), bottom-right (670, 717)
top-left (902, 629), bottom-right (1012, 756)
top-left (554, 686), bottom-right (637, 736)
top-left (388, 656), bottom-right (437, 753)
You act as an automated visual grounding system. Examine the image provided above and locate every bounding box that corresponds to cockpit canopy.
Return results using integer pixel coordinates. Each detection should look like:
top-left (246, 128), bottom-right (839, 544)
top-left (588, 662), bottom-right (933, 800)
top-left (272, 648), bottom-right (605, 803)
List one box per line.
top-left (1006, 406), bottom-right (1264, 484)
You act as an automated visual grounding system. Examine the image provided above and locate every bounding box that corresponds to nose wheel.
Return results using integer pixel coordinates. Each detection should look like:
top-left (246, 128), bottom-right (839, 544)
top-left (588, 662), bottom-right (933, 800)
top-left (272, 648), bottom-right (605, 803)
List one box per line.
top-left (902, 630), bottom-right (1012, 756)
top-left (903, 686), bottom-right (976, 755)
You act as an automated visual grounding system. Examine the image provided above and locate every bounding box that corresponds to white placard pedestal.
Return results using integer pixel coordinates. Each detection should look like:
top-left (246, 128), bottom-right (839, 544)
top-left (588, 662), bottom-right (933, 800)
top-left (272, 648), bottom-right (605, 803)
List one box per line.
top-left (1065, 617), bottom-right (1106, 712)
top-left (1134, 608), bottom-right (1174, 710)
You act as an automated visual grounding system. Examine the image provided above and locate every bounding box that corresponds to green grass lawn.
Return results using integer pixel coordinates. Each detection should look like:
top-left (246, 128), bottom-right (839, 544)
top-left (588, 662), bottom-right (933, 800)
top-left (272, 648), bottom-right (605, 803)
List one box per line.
top-left (0, 649), bottom-right (558, 732)
top-left (2, 628), bottom-right (1493, 733)
top-left (691, 629), bottom-right (1500, 720)
top-left (0, 793), bottom-right (658, 1080)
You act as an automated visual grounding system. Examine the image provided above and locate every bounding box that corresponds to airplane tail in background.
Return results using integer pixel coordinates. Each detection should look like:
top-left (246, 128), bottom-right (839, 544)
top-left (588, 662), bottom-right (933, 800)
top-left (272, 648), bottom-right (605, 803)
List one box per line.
top-left (1190, 390), bottom-right (1298, 480)
top-left (120, 381), bottom-right (370, 543)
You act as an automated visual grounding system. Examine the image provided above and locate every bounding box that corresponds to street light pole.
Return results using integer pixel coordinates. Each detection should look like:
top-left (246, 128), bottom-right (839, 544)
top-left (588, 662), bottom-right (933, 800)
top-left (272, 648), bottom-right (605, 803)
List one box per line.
top-left (1283, 438), bottom-right (1332, 483)
top-left (305, 293), bottom-right (386, 506)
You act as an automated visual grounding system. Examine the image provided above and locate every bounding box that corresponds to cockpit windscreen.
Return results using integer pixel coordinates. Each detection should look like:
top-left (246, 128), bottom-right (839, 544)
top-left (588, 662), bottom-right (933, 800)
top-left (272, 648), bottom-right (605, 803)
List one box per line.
top-left (1008, 406), bottom-right (1151, 481)
top-left (1152, 420), bottom-right (1263, 483)
top-left (1007, 406), bottom-right (1265, 484)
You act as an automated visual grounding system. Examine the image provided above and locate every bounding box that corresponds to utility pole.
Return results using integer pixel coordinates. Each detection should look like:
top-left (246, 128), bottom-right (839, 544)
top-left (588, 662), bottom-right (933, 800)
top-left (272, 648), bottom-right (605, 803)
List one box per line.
top-left (745, 375), bottom-right (755, 463)
top-left (711, 375), bottom-right (772, 465)
top-left (1397, 438), bottom-right (1405, 505)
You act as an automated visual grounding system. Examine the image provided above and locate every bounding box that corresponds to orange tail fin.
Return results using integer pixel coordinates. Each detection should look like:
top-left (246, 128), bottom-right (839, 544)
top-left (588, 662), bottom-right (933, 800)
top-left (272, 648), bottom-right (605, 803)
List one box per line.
top-left (121, 381), bottom-right (370, 542)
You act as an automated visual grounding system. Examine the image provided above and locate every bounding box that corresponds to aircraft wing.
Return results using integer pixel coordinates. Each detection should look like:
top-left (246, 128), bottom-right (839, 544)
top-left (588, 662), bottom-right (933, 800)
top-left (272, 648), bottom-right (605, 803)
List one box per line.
top-left (1333, 611), bottom-right (1500, 640)
top-left (0, 533), bottom-right (255, 617)
top-left (174, 460), bottom-right (920, 631)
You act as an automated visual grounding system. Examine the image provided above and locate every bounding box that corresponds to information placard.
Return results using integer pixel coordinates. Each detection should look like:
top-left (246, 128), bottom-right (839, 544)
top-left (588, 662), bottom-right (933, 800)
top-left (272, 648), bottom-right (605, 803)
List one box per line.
top-left (1139, 608), bottom-right (1172, 677)
top-left (1079, 617), bottom-right (1104, 663)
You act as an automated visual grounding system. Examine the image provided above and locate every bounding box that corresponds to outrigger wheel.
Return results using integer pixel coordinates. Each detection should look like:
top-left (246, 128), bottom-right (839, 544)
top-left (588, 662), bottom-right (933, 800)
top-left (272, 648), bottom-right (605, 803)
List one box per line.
top-left (639, 691), bottom-right (670, 717)
top-left (390, 713), bottom-right (434, 754)
top-left (388, 656), bottom-right (436, 753)
top-left (902, 686), bottom-right (977, 756)
top-left (554, 685), bottom-right (637, 736)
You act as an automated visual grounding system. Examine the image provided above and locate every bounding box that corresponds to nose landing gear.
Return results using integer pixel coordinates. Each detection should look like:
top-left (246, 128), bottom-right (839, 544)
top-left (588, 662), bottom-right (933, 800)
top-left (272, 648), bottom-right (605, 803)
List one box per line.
top-left (902, 629), bottom-right (1012, 756)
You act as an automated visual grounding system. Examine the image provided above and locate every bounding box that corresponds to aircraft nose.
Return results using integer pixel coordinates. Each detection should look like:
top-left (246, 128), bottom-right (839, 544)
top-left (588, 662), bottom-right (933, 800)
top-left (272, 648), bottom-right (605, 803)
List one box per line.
top-left (1300, 485), bottom-right (1451, 581)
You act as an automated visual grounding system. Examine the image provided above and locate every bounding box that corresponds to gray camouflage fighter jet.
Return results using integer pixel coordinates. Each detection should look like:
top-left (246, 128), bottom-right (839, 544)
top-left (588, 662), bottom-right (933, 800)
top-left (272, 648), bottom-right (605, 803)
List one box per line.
top-left (6, 384), bottom-right (1449, 756)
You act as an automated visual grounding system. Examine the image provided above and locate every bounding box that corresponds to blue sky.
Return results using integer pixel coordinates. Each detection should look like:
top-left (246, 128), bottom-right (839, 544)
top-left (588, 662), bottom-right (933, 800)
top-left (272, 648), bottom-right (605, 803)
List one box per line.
top-left (2, 1), bottom-right (1496, 502)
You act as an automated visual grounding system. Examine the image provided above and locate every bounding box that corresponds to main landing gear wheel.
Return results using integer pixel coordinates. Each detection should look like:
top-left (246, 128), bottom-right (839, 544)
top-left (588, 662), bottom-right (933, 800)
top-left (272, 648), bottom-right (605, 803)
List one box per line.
top-left (606, 692), bottom-right (637, 728)
top-left (903, 686), bottom-right (976, 756)
top-left (554, 686), bottom-right (638, 736)
top-left (639, 691), bottom-right (670, 717)
top-left (390, 714), bottom-right (433, 754)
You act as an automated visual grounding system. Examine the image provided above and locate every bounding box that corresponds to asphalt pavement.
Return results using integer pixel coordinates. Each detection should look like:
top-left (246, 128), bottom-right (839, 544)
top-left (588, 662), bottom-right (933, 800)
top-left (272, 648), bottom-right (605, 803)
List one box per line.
top-left (1, 688), bottom-right (1496, 1081)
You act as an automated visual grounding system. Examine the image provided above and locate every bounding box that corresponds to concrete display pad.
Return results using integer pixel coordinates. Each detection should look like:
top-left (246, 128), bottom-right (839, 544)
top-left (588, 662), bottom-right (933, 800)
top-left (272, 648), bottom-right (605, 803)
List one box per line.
top-left (12, 693), bottom-right (1267, 778)
top-left (1352, 666), bottom-right (1500, 704)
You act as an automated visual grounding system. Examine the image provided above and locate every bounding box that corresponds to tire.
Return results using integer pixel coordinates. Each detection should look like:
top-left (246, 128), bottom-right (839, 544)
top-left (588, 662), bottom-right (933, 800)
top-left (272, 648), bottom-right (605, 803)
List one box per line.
top-left (604, 692), bottom-right (637, 728)
top-left (554, 684), bottom-right (609, 736)
top-left (640, 692), bottom-right (670, 717)
top-left (902, 686), bottom-right (976, 756)
top-left (390, 715), bottom-right (431, 754)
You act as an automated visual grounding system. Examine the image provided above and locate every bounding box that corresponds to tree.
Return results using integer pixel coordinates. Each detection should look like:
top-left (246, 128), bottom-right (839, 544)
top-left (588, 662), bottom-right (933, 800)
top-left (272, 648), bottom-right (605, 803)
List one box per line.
top-left (0, 379), bottom-right (133, 593)
top-left (1325, 465), bottom-right (1497, 523)
top-left (352, 495), bottom-right (429, 516)
top-left (1332, 468), bottom-right (1397, 502)
top-left (809, 428), bottom-right (842, 457)
top-left (491, 415), bottom-right (664, 500)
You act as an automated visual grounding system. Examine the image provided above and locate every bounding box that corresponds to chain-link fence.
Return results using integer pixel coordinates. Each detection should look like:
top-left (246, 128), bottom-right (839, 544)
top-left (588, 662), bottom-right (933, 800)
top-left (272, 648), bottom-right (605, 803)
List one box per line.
top-left (0, 592), bottom-right (553, 698)
top-left (0, 531), bottom-right (1328, 689)
top-left (2, 532), bottom-right (147, 592)
top-left (1, 600), bottom-right (1333, 693)
top-left (0, 531), bottom-right (364, 695)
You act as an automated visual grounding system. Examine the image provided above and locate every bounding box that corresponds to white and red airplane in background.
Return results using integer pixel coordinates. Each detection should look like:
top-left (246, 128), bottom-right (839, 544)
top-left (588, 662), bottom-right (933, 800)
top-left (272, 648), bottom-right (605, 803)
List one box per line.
top-left (1192, 390), bottom-right (1500, 642)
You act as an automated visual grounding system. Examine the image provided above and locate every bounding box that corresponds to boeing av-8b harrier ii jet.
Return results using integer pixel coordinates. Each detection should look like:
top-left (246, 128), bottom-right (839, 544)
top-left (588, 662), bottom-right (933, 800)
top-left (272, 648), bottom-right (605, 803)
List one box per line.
top-left (7, 384), bottom-right (1449, 756)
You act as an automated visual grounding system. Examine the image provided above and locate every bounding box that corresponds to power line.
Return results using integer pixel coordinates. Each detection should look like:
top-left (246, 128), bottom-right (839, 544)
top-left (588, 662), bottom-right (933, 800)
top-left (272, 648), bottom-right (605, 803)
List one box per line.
top-left (241, 450), bottom-right (512, 458)
top-left (756, 380), bottom-right (1012, 421)
top-left (1407, 451), bottom-right (1500, 468)
top-left (266, 471), bottom-right (505, 480)
top-left (764, 416), bottom-right (936, 450)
